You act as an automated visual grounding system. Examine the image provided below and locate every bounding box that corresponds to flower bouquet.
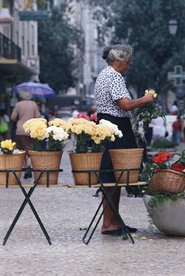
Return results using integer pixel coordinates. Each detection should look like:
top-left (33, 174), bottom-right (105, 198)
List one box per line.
top-left (23, 118), bottom-right (69, 151)
top-left (65, 116), bottom-right (122, 153)
top-left (146, 150), bottom-right (185, 194)
top-left (133, 89), bottom-right (166, 131)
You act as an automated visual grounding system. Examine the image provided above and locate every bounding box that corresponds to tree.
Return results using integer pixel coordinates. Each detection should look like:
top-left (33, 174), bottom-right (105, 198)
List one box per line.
top-left (38, 3), bottom-right (82, 93)
top-left (91, 0), bottom-right (185, 101)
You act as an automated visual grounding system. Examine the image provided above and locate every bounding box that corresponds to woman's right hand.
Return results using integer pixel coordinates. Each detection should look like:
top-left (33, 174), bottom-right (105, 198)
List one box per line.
top-left (143, 93), bottom-right (155, 104)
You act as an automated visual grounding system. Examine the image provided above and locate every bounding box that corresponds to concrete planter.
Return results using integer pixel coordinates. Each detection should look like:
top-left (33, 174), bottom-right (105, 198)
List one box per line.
top-left (143, 195), bottom-right (185, 236)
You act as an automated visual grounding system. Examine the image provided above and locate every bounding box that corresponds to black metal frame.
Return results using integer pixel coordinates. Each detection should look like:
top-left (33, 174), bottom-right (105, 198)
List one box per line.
top-left (0, 168), bottom-right (63, 245)
top-left (72, 168), bottom-right (140, 245)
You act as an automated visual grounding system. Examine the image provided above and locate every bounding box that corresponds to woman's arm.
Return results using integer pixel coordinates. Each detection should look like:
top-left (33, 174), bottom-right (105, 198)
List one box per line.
top-left (117, 94), bottom-right (154, 111)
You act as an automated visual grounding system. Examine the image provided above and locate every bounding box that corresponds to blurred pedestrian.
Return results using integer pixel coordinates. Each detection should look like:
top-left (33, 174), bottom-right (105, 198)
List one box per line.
top-left (172, 115), bottom-right (182, 146)
top-left (71, 105), bottom-right (79, 118)
top-left (171, 101), bottom-right (178, 115)
top-left (11, 90), bottom-right (40, 178)
top-left (0, 109), bottom-right (10, 141)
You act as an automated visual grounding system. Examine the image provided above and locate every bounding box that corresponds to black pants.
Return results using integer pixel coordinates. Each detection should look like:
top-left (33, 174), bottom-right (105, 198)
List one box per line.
top-left (97, 113), bottom-right (137, 183)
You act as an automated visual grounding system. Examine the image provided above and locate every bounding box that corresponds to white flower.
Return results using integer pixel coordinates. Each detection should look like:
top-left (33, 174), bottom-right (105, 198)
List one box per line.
top-left (99, 119), bottom-right (123, 138)
top-left (46, 126), bottom-right (69, 142)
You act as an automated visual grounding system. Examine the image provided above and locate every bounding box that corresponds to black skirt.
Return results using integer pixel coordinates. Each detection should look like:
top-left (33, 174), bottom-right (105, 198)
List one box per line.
top-left (97, 113), bottom-right (137, 182)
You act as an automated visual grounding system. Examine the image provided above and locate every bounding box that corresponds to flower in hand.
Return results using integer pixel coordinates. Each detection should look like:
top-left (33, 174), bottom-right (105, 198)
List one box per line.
top-left (133, 89), bottom-right (166, 131)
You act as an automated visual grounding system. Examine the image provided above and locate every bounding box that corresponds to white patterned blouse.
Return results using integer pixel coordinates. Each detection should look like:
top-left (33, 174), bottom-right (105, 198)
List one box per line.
top-left (95, 66), bottom-right (132, 117)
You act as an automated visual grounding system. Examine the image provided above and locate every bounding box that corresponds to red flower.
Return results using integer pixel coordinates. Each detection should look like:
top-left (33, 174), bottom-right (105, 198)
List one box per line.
top-left (170, 163), bottom-right (185, 173)
top-left (152, 152), bottom-right (171, 164)
top-left (77, 114), bottom-right (90, 121)
top-left (90, 113), bottom-right (98, 122)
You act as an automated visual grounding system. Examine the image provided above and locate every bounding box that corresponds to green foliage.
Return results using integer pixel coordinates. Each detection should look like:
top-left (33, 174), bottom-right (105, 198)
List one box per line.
top-left (151, 138), bottom-right (176, 149)
top-left (90, 0), bottom-right (185, 98)
top-left (133, 100), bottom-right (166, 131)
top-left (148, 190), bottom-right (185, 208)
top-left (38, 3), bottom-right (83, 93)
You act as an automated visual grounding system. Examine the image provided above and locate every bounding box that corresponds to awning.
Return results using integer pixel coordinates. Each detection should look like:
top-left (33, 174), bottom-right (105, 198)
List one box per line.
top-left (0, 59), bottom-right (35, 76)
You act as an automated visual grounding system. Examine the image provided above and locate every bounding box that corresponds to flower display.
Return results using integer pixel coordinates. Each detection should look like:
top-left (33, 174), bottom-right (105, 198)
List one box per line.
top-left (23, 118), bottom-right (68, 151)
top-left (0, 139), bottom-right (16, 154)
top-left (140, 150), bottom-right (185, 183)
top-left (152, 152), bottom-right (171, 167)
top-left (133, 89), bottom-right (166, 131)
top-left (65, 117), bottom-right (123, 153)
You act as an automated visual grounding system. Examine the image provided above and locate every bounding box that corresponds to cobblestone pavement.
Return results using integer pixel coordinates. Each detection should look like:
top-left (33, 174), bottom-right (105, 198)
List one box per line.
top-left (0, 143), bottom-right (185, 276)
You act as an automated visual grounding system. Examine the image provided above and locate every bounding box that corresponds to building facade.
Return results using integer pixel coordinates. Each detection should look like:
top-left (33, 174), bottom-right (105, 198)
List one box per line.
top-left (0, 0), bottom-right (39, 112)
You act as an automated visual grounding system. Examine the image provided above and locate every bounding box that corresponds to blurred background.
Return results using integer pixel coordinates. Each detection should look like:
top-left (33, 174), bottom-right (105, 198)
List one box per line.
top-left (0, 0), bottom-right (185, 141)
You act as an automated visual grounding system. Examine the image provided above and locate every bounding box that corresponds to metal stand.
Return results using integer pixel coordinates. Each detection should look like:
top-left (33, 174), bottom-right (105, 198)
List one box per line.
top-left (72, 168), bottom-right (140, 245)
top-left (0, 168), bottom-right (63, 245)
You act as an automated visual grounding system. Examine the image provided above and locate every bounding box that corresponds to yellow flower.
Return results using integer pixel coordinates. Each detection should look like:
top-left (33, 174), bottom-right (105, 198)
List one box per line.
top-left (23, 118), bottom-right (47, 140)
top-left (0, 139), bottom-right (16, 153)
top-left (145, 89), bottom-right (157, 98)
top-left (48, 118), bottom-right (67, 129)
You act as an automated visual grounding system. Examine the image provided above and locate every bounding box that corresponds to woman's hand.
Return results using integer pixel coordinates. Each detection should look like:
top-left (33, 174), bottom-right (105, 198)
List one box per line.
top-left (142, 93), bottom-right (155, 104)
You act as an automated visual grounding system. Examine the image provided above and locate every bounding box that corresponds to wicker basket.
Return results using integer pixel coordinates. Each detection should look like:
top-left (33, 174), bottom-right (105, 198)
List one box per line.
top-left (109, 148), bottom-right (144, 183)
top-left (147, 169), bottom-right (185, 194)
top-left (0, 151), bottom-right (26, 186)
top-left (29, 151), bottom-right (62, 185)
top-left (69, 152), bottom-right (103, 185)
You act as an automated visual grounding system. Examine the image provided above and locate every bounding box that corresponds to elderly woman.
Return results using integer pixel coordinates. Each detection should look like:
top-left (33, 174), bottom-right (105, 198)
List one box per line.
top-left (11, 90), bottom-right (40, 178)
top-left (95, 44), bottom-right (154, 235)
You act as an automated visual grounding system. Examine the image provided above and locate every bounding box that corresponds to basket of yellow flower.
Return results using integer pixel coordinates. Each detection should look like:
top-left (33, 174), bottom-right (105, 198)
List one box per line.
top-left (23, 118), bottom-right (68, 185)
top-left (66, 116), bottom-right (123, 185)
top-left (0, 140), bottom-right (25, 186)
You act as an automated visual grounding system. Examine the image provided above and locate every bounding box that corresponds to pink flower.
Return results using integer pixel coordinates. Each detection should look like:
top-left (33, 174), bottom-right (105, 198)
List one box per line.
top-left (77, 114), bottom-right (90, 121)
top-left (90, 113), bottom-right (98, 122)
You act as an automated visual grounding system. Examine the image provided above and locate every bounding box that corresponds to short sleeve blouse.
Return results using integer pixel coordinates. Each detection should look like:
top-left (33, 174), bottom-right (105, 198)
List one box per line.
top-left (95, 66), bottom-right (131, 117)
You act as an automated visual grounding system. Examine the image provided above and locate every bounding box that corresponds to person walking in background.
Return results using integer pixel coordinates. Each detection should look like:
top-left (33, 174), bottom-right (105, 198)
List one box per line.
top-left (11, 90), bottom-right (40, 178)
top-left (0, 109), bottom-right (10, 141)
top-left (172, 115), bottom-right (182, 146)
top-left (71, 105), bottom-right (79, 118)
top-left (95, 44), bottom-right (154, 236)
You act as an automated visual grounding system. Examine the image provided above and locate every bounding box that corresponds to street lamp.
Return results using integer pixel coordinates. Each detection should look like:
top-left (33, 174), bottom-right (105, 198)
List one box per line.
top-left (168, 19), bottom-right (177, 36)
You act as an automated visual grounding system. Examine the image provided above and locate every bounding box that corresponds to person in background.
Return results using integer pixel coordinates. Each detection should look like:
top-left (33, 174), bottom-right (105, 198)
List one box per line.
top-left (172, 115), bottom-right (182, 146)
top-left (11, 90), bottom-right (40, 178)
top-left (95, 44), bottom-right (154, 236)
top-left (71, 105), bottom-right (79, 118)
top-left (37, 102), bottom-right (49, 121)
top-left (0, 109), bottom-right (10, 141)
top-left (171, 101), bottom-right (178, 115)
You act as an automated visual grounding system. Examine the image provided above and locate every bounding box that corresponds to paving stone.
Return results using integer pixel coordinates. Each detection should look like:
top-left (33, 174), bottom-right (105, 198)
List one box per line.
top-left (0, 144), bottom-right (185, 276)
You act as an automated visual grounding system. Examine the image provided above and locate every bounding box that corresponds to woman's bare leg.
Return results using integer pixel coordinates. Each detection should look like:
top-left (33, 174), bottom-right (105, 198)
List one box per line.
top-left (101, 186), bottom-right (121, 232)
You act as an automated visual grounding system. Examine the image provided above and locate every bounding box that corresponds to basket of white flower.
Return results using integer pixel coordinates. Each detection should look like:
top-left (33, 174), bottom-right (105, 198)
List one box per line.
top-left (23, 118), bottom-right (69, 185)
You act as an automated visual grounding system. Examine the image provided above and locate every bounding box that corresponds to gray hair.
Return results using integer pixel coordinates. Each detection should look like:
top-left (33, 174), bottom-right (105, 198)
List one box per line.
top-left (102, 44), bottom-right (132, 65)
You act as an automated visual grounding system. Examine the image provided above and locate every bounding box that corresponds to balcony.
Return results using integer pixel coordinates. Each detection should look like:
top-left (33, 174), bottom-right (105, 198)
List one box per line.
top-left (0, 33), bottom-right (21, 61)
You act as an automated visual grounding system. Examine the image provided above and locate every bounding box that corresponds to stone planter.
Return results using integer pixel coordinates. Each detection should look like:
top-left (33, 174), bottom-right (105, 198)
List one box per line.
top-left (143, 194), bottom-right (185, 236)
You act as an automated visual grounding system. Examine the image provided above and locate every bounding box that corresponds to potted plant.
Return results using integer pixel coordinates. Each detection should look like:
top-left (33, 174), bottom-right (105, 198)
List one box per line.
top-left (0, 139), bottom-right (25, 186)
top-left (143, 150), bottom-right (185, 236)
top-left (23, 118), bottom-right (69, 185)
top-left (65, 115), bottom-right (123, 185)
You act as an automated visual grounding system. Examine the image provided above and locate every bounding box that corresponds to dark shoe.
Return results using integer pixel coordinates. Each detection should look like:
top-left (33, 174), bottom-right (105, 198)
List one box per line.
top-left (26, 166), bottom-right (32, 178)
top-left (101, 228), bottom-right (123, 236)
top-left (126, 225), bottom-right (137, 233)
top-left (23, 172), bottom-right (29, 179)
